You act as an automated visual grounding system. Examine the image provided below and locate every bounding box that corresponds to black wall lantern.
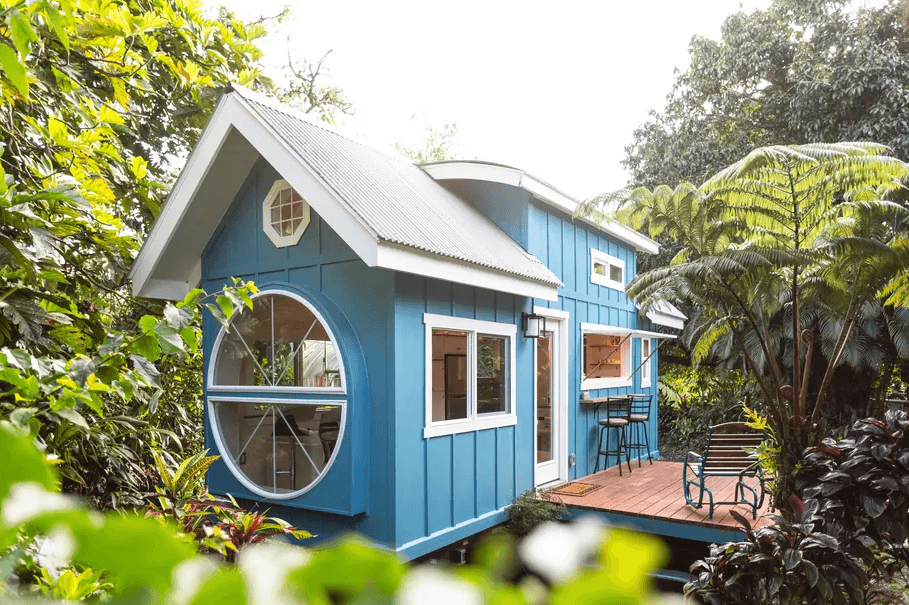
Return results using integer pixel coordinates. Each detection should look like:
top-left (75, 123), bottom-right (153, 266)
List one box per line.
top-left (522, 312), bottom-right (546, 338)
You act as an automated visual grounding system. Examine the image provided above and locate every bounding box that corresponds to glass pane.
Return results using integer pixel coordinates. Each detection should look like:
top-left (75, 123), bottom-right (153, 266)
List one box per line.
top-left (431, 329), bottom-right (468, 421)
top-left (214, 400), bottom-right (340, 494)
top-left (593, 261), bottom-right (605, 276)
top-left (477, 334), bottom-right (507, 415)
top-left (536, 334), bottom-right (553, 463)
top-left (609, 264), bottom-right (623, 283)
top-left (583, 333), bottom-right (625, 379)
top-left (214, 293), bottom-right (340, 388)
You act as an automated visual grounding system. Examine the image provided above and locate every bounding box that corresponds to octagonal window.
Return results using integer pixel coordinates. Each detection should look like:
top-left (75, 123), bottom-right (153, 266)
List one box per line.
top-left (262, 180), bottom-right (310, 247)
top-left (209, 291), bottom-right (345, 499)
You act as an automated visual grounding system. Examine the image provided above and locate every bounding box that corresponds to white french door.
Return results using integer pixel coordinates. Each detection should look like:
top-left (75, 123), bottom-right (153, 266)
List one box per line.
top-left (535, 312), bottom-right (566, 486)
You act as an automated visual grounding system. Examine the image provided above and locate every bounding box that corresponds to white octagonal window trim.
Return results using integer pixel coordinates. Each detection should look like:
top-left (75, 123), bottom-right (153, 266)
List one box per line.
top-left (262, 179), bottom-right (311, 248)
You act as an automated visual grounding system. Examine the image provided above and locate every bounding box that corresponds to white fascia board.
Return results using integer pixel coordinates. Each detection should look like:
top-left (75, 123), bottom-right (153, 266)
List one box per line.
top-left (631, 328), bottom-right (678, 340)
top-left (376, 242), bottom-right (559, 301)
top-left (130, 97), bottom-right (237, 297)
top-left (135, 278), bottom-right (195, 300)
top-left (645, 311), bottom-right (686, 331)
top-left (229, 95), bottom-right (380, 267)
top-left (422, 162), bottom-right (659, 254)
top-left (580, 322), bottom-right (676, 340)
top-left (132, 93), bottom-right (385, 300)
top-left (532, 305), bottom-right (570, 320)
top-left (421, 161), bottom-right (524, 187)
top-left (579, 322), bottom-right (635, 336)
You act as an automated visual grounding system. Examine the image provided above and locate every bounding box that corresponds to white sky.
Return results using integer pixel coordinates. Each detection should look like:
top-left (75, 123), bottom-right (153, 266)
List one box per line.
top-left (208, 0), bottom-right (769, 200)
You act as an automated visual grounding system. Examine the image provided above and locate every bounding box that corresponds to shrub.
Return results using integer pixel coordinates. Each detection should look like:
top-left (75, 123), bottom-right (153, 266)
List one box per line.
top-left (0, 426), bottom-right (670, 604)
top-left (686, 409), bottom-right (909, 604)
top-left (505, 489), bottom-right (569, 538)
top-left (658, 366), bottom-right (755, 455)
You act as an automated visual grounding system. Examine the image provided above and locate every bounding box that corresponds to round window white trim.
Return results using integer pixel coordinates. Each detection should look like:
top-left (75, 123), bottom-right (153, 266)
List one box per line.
top-left (262, 179), bottom-right (311, 248)
top-left (206, 289), bottom-right (348, 394)
top-left (208, 396), bottom-right (347, 500)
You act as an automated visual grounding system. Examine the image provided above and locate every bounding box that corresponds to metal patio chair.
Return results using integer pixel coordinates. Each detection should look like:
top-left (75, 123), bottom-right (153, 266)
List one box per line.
top-left (683, 422), bottom-right (766, 519)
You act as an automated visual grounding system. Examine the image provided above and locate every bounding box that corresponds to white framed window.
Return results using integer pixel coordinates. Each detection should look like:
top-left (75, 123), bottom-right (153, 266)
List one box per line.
top-left (262, 179), bottom-right (311, 248)
top-left (641, 338), bottom-right (651, 384)
top-left (580, 323), bottom-right (632, 390)
top-left (423, 313), bottom-right (517, 438)
top-left (208, 290), bottom-right (345, 500)
top-left (590, 249), bottom-right (625, 291)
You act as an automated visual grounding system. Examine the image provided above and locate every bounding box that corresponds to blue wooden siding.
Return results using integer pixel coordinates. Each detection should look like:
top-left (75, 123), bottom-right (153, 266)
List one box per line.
top-left (200, 157), bottom-right (396, 546)
top-left (393, 274), bottom-right (533, 554)
top-left (526, 202), bottom-right (659, 480)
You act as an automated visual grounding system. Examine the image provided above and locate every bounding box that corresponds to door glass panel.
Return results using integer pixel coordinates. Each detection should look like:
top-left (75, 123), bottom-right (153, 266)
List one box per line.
top-left (536, 333), bottom-right (553, 463)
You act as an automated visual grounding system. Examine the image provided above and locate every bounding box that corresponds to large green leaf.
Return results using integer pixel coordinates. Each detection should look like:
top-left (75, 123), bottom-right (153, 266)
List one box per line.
top-left (71, 514), bottom-right (197, 596)
top-left (0, 426), bottom-right (57, 504)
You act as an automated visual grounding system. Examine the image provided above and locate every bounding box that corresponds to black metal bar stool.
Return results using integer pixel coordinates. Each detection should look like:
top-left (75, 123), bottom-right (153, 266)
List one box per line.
top-left (594, 396), bottom-right (632, 475)
top-left (626, 393), bottom-right (653, 467)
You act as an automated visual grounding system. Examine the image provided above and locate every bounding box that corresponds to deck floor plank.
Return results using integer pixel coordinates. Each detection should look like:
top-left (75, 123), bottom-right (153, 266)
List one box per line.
top-left (549, 461), bottom-right (772, 533)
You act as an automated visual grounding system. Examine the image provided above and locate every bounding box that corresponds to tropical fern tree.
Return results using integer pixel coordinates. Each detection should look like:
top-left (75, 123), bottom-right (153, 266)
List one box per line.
top-left (578, 142), bottom-right (909, 513)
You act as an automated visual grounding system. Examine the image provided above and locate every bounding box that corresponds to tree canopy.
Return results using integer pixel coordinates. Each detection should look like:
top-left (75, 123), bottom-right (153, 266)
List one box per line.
top-left (0, 0), bottom-right (349, 507)
top-left (624, 0), bottom-right (909, 189)
top-left (580, 142), bottom-right (909, 511)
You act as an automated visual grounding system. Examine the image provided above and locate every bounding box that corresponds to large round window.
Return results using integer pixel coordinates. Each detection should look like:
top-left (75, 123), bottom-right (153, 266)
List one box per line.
top-left (208, 291), bottom-right (345, 499)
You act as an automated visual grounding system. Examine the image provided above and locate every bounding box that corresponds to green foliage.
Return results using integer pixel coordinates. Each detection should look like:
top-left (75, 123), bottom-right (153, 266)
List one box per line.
top-left (688, 408), bottom-right (909, 604)
top-left (0, 426), bottom-right (668, 604)
top-left (657, 365), bottom-right (752, 454)
top-left (617, 0), bottom-right (909, 424)
top-left (624, 0), bottom-right (909, 188)
top-left (687, 508), bottom-right (866, 605)
top-left (796, 410), bottom-right (909, 568)
top-left (580, 142), bottom-right (909, 515)
top-left (0, 0), bottom-right (349, 510)
top-left (208, 495), bottom-right (313, 562)
top-left (505, 489), bottom-right (569, 538)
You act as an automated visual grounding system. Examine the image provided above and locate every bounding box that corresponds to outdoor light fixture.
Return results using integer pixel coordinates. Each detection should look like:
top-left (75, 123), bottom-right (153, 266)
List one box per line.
top-left (522, 312), bottom-right (546, 338)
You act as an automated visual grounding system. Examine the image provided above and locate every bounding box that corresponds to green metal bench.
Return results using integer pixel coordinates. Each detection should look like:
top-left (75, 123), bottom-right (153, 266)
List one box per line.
top-left (683, 422), bottom-right (765, 519)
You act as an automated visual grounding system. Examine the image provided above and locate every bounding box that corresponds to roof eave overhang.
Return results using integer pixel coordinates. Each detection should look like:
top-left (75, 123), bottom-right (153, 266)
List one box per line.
top-left (421, 161), bottom-right (660, 255)
top-left (131, 93), bottom-right (560, 302)
top-left (377, 241), bottom-right (559, 301)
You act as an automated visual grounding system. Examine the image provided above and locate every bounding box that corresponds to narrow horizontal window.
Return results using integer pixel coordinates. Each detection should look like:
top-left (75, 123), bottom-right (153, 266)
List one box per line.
top-left (591, 249), bottom-right (625, 291)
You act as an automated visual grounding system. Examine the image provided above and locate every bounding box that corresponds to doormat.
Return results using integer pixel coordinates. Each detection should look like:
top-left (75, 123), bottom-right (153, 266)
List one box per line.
top-left (549, 482), bottom-right (602, 497)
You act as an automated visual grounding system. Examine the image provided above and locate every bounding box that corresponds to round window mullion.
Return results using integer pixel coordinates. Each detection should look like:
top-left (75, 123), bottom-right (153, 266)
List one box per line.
top-left (208, 290), bottom-right (346, 498)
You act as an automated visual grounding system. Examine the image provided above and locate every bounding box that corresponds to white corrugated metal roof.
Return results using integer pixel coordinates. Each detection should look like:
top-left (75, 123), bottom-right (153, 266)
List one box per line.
top-left (234, 88), bottom-right (561, 287)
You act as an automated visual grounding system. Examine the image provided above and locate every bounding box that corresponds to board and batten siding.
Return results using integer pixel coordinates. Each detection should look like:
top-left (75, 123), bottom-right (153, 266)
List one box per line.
top-left (199, 157), bottom-right (397, 546)
top-left (392, 273), bottom-right (534, 555)
top-left (526, 202), bottom-right (659, 479)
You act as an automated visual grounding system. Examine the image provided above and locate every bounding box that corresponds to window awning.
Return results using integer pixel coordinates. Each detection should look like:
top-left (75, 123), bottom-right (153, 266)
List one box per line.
top-left (635, 300), bottom-right (687, 330)
top-left (579, 323), bottom-right (677, 340)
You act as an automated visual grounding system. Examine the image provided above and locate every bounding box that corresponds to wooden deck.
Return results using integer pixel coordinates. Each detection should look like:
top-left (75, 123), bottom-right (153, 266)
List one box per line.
top-left (548, 460), bottom-right (773, 543)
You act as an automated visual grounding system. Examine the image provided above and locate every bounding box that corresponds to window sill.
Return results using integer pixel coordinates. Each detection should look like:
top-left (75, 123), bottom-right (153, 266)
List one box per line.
top-left (423, 413), bottom-right (517, 439)
top-left (581, 377), bottom-right (633, 391)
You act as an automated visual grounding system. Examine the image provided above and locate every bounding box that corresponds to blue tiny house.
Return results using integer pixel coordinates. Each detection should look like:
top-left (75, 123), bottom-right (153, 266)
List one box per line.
top-left (131, 85), bottom-right (684, 559)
